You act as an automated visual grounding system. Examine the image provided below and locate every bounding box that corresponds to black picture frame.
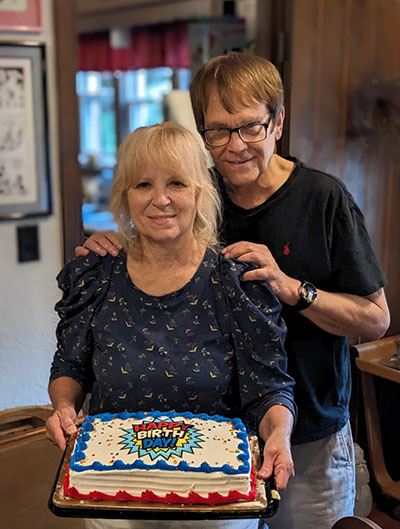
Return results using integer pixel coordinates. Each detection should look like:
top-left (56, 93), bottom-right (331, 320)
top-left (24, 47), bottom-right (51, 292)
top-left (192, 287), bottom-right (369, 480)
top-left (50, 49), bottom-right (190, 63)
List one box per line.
top-left (0, 42), bottom-right (51, 219)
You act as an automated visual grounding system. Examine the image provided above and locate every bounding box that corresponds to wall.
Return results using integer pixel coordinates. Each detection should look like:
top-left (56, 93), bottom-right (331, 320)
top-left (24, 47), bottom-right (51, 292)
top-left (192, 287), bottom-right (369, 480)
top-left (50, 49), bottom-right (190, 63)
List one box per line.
top-left (288, 0), bottom-right (400, 336)
top-left (75, 0), bottom-right (257, 42)
top-left (0, 0), bottom-right (63, 410)
top-left (1, 0), bottom-right (256, 411)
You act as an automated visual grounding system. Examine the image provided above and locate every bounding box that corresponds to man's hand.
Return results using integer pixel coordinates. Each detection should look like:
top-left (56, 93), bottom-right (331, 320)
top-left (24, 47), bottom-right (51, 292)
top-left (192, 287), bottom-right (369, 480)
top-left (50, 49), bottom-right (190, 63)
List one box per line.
top-left (46, 405), bottom-right (78, 451)
top-left (75, 230), bottom-right (122, 257)
top-left (223, 242), bottom-right (390, 340)
top-left (221, 241), bottom-right (300, 305)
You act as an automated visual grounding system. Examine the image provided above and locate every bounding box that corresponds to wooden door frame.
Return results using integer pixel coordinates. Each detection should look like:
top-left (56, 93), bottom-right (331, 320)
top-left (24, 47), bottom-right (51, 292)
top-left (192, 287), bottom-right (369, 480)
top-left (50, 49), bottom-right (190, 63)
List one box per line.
top-left (54, 0), bottom-right (83, 262)
top-left (54, 0), bottom-right (294, 262)
top-left (256, 0), bottom-right (293, 155)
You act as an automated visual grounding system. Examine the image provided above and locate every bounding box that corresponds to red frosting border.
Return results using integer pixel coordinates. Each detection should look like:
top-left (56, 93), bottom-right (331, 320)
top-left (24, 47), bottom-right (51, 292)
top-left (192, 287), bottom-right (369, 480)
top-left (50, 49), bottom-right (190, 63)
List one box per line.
top-left (63, 465), bottom-right (257, 505)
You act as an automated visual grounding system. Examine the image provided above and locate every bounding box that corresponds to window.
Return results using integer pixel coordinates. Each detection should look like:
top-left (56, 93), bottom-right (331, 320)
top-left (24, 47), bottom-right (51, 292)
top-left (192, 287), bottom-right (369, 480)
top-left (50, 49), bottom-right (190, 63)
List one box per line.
top-left (76, 67), bottom-right (191, 233)
top-left (76, 71), bottom-right (117, 168)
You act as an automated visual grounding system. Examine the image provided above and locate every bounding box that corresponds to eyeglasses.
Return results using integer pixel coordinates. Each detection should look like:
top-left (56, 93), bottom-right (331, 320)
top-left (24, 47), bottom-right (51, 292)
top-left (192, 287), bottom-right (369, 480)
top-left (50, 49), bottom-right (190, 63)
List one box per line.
top-left (201, 118), bottom-right (272, 147)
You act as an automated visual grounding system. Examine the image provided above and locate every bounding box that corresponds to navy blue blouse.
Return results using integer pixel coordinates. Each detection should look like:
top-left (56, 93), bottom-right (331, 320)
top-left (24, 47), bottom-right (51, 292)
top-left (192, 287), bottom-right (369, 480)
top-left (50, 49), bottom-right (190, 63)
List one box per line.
top-left (50, 249), bottom-right (296, 432)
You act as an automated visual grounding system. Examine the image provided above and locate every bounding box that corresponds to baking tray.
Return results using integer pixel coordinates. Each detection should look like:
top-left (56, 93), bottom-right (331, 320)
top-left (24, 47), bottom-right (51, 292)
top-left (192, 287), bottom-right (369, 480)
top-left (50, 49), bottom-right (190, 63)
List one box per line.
top-left (48, 433), bottom-right (279, 520)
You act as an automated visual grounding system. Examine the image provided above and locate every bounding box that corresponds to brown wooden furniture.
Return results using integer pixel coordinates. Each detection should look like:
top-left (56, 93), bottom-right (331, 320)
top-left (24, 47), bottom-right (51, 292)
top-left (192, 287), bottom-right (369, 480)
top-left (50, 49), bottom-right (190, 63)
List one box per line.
top-left (0, 406), bottom-right (84, 529)
top-left (353, 335), bottom-right (400, 502)
top-left (332, 515), bottom-right (383, 529)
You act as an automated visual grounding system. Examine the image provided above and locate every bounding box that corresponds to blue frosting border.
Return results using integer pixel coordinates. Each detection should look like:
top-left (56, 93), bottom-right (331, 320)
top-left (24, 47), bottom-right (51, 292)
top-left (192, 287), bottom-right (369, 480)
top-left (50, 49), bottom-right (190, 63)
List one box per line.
top-left (70, 410), bottom-right (250, 475)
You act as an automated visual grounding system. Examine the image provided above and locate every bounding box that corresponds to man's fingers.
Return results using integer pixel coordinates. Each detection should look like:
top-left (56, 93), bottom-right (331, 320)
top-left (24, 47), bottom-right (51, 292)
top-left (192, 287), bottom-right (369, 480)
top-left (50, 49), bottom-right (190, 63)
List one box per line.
top-left (83, 232), bottom-right (122, 256)
top-left (222, 244), bottom-right (272, 266)
top-left (104, 231), bottom-right (123, 249)
top-left (235, 252), bottom-right (262, 263)
top-left (222, 244), bottom-right (255, 259)
top-left (240, 269), bottom-right (266, 282)
top-left (88, 237), bottom-right (119, 256)
top-left (224, 249), bottom-right (263, 263)
top-left (100, 241), bottom-right (119, 257)
top-left (75, 245), bottom-right (90, 257)
top-left (83, 238), bottom-right (107, 255)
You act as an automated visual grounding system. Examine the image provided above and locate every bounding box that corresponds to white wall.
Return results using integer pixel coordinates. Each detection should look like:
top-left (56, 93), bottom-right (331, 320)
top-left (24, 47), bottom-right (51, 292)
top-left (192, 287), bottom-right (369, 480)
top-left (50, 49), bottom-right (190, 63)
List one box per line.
top-left (0, 0), bottom-right (258, 411)
top-left (0, 0), bottom-right (63, 410)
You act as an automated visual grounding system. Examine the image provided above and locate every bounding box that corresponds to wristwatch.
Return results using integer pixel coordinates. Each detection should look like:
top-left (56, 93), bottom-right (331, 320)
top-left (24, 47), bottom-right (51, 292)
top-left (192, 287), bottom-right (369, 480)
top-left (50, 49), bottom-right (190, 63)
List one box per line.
top-left (293, 281), bottom-right (318, 311)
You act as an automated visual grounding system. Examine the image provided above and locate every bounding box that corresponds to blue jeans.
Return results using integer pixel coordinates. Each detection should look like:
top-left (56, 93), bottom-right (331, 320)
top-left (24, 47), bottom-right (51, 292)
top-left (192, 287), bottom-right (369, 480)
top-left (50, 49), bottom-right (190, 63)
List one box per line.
top-left (86, 519), bottom-right (260, 529)
top-left (265, 421), bottom-right (356, 529)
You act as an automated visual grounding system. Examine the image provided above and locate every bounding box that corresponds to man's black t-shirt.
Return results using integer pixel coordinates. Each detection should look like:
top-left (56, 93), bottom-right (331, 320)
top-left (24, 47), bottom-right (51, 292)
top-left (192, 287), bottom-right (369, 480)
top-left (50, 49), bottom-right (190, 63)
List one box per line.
top-left (212, 157), bottom-right (385, 444)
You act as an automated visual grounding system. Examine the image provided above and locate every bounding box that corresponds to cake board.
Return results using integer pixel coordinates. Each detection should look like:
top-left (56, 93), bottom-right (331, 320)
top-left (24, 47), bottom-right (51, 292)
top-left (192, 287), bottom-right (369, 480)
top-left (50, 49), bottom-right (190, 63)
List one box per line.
top-left (48, 433), bottom-right (279, 520)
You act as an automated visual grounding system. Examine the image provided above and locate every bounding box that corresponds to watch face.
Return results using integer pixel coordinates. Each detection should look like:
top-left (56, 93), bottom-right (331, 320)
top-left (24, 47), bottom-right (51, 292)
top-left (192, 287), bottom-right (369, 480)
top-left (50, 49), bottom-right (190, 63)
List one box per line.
top-left (300, 282), bottom-right (318, 303)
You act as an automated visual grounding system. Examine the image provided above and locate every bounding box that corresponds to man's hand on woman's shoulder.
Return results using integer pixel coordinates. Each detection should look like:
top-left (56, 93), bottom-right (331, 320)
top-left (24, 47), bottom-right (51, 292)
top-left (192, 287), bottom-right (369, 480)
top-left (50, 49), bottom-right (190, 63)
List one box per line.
top-left (75, 230), bottom-right (122, 257)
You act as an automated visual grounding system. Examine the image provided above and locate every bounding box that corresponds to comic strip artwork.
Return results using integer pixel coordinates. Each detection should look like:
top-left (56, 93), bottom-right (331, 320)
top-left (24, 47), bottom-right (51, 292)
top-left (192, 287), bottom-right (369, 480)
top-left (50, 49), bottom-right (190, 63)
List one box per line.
top-left (0, 57), bottom-right (37, 205)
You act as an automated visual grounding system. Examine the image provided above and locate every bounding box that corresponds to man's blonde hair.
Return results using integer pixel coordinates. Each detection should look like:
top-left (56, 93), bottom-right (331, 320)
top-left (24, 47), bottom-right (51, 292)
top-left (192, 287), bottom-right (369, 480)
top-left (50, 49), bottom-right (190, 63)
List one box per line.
top-left (110, 122), bottom-right (221, 250)
top-left (190, 51), bottom-right (284, 131)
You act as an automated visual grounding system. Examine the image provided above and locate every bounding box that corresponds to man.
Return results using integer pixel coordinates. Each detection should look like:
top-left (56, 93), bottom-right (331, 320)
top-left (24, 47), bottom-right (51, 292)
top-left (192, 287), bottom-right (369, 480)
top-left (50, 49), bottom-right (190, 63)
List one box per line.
top-left (76, 52), bottom-right (390, 528)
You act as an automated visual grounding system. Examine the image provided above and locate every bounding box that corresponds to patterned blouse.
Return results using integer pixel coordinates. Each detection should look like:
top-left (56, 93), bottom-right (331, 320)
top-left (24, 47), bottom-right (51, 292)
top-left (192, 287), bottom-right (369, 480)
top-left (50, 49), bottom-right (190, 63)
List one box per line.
top-left (50, 249), bottom-right (296, 432)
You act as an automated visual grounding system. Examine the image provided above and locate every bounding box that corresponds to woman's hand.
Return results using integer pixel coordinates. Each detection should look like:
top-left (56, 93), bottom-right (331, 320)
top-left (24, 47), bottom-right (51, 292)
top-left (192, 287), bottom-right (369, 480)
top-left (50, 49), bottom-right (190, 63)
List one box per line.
top-left (46, 405), bottom-right (78, 451)
top-left (258, 427), bottom-right (295, 490)
top-left (47, 377), bottom-right (85, 450)
top-left (258, 405), bottom-right (295, 490)
top-left (75, 230), bottom-right (122, 257)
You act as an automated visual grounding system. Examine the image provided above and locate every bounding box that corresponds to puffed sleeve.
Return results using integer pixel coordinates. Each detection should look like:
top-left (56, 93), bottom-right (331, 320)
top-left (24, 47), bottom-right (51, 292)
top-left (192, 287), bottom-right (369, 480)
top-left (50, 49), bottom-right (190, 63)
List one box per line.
top-left (49, 253), bottom-right (113, 392)
top-left (217, 255), bottom-right (297, 432)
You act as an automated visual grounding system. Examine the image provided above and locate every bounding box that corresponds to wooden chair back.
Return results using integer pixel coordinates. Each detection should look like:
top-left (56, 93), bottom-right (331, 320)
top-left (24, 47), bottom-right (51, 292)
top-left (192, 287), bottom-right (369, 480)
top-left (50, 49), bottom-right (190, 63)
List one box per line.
top-left (332, 516), bottom-right (383, 529)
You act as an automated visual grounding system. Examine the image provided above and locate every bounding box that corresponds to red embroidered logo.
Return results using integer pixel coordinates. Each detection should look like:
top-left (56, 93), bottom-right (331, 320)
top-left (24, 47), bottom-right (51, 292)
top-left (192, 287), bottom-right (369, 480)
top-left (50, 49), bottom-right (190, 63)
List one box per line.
top-left (283, 243), bottom-right (290, 255)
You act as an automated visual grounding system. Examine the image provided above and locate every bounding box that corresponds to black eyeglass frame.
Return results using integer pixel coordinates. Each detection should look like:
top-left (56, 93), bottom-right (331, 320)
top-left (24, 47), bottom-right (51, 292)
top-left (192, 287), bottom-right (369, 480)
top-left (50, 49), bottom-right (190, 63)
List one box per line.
top-left (200, 118), bottom-right (273, 147)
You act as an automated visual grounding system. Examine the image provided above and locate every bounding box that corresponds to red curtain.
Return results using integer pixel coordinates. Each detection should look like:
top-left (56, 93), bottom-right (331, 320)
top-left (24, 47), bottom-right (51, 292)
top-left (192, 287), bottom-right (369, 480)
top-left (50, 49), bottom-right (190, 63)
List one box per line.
top-left (78, 22), bottom-right (190, 71)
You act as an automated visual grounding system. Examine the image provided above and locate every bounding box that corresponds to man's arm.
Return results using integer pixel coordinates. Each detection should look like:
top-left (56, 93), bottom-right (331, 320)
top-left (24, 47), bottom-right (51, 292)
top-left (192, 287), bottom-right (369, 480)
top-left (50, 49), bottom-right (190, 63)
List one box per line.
top-left (222, 241), bottom-right (390, 341)
top-left (75, 230), bottom-right (122, 257)
top-left (258, 405), bottom-right (294, 490)
top-left (296, 287), bottom-right (389, 340)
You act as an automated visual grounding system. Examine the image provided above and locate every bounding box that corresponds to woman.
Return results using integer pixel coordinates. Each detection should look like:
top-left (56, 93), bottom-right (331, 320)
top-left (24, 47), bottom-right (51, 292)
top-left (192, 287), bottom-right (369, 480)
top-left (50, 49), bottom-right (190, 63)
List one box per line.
top-left (46, 122), bottom-right (296, 529)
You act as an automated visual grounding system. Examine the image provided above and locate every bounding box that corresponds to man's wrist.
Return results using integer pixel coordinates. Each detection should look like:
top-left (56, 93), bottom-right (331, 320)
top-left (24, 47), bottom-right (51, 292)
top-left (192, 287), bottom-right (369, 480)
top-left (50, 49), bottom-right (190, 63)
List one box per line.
top-left (291, 281), bottom-right (318, 311)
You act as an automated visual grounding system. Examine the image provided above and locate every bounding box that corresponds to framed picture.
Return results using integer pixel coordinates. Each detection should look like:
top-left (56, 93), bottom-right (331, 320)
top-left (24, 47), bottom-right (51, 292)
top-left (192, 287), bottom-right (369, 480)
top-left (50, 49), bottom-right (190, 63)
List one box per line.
top-left (0, 43), bottom-right (51, 220)
top-left (0, 0), bottom-right (42, 32)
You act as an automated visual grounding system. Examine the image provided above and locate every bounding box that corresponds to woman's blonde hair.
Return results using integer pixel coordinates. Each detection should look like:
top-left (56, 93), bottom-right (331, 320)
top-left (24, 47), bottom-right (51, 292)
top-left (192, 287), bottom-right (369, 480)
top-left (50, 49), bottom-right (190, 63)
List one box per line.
top-left (110, 122), bottom-right (221, 250)
top-left (190, 51), bottom-right (284, 131)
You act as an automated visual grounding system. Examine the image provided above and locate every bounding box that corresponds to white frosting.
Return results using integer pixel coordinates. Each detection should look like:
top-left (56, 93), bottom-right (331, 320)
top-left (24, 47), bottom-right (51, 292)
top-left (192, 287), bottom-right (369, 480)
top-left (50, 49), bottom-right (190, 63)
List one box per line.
top-left (70, 468), bottom-right (250, 497)
top-left (69, 413), bottom-right (252, 500)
